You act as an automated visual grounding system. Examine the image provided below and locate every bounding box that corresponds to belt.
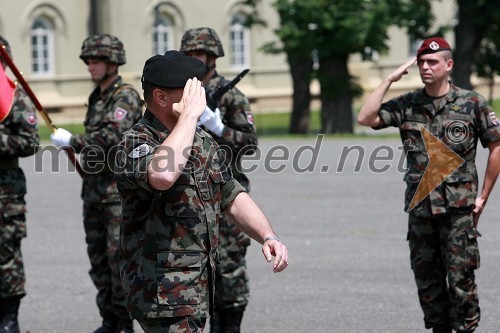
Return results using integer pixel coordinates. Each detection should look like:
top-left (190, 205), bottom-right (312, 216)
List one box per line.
top-left (0, 158), bottom-right (19, 170)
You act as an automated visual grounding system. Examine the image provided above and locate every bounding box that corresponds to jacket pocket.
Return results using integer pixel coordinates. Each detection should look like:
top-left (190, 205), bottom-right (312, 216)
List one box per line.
top-left (441, 119), bottom-right (474, 153)
top-left (443, 172), bottom-right (476, 209)
top-left (464, 227), bottom-right (480, 269)
top-left (156, 251), bottom-right (203, 306)
top-left (0, 201), bottom-right (27, 239)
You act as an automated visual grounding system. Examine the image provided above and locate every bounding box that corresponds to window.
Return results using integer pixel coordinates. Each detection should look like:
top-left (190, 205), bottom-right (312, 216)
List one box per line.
top-left (31, 17), bottom-right (54, 76)
top-left (409, 36), bottom-right (423, 57)
top-left (152, 13), bottom-right (173, 55)
top-left (229, 14), bottom-right (250, 68)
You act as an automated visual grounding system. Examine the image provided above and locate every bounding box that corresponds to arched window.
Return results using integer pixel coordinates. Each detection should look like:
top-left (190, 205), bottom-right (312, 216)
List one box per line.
top-left (229, 14), bottom-right (250, 68)
top-left (152, 13), bottom-right (174, 55)
top-left (31, 17), bottom-right (54, 76)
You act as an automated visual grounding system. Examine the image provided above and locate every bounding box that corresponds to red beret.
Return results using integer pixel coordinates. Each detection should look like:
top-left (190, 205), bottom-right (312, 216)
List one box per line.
top-left (417, 37), bottom-right (452, 58)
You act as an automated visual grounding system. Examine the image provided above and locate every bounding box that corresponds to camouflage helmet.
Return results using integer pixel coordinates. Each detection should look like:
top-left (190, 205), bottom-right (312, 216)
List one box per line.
top-left (0, 35), bottom-right (12, 60)
top-left (180, 27), bottom-right (224, 58)
top-left (80, 34), bottom-right (126, 65)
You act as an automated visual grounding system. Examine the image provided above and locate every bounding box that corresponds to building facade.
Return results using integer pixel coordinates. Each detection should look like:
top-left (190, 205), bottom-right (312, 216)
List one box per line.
top-left (1, 0), bottom-right (487, 123)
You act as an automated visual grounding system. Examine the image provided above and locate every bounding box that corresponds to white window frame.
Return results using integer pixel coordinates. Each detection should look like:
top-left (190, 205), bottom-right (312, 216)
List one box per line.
top-left (31, 17), bottom-right (54, 76)
top-left (409, 36), bottom-right (423, 57)
top-left (230, 14), bottom-right (250, 69)
top-left (152, 13), bottom-right (174, 55)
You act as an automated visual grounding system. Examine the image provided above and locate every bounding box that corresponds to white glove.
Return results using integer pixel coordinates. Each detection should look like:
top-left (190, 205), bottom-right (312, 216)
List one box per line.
top-left (50, 128), bottom-right (72, 147)
top-left (197, 106), bottom-right (224, 137)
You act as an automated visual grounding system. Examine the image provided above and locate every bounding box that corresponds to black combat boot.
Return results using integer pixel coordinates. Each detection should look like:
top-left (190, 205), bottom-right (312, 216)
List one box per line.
top-left (93, 317), bottom-right (117, 333)
top-left (432, 325), bottom-right (452, 333)
top-left (209, 309), bottom-right (221, 333)
top-left (221, 309), bottom-right (244, 333)
top-left (0, 296), bottom-right (21, 333)
top-left (115, 318), bottom-right (134, 333)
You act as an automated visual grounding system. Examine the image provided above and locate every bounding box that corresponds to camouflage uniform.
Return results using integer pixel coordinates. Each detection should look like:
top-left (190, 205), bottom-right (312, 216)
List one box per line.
top-left (375, 83), bottom-right (500, 332)
top-left (181, 27), bottom-right (258, 331)
top-left (0, 84), bottom-right (39, 320)
top-left (68, 34), bottom-right (143, 329)
top-left (115, 110), bottom-right (246, 330)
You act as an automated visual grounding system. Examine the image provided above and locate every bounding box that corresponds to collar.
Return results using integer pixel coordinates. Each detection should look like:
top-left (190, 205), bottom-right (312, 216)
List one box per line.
top-left (410, 81), bottom-right (459, 105)
top-left (142, 109), bottom-right (170, 134)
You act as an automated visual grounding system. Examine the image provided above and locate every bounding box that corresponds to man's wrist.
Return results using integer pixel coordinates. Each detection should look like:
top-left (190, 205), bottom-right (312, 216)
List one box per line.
top-left (263, 235), bottom-right (280, 243)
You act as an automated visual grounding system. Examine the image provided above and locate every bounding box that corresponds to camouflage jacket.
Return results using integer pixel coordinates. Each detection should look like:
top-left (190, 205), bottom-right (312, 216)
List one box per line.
top-left (204, 72), bottom-right (257, 190)
top-left (0, 84), bottom-right (39, 199)
top-left (115, 110), bottom-right (245, 319)
top-left (376, 83), bottom-right (500, 217)
top-left (70, 76), bottom-right (142, 203)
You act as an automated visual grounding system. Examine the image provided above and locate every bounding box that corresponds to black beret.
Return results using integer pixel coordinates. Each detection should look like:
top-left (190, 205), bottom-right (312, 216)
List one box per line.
top-left (142, 50), bottom-right (206, 88)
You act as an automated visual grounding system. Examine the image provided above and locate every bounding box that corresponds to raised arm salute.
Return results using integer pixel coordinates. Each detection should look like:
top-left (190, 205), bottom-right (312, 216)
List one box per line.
top-left (358, 37), bottom-right (500, 333)
top-left (115, 51), bottom-right (287, 333)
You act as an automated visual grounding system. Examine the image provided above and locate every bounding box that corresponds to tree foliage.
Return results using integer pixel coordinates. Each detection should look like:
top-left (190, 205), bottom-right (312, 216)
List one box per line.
top-left (474, 23), bottom-right (500, 102)
top-left (259, 0), bottom-right (435, 133)
top-left (454, 0), bottom-right (500, 89)
top-left (247, 0), bottom-right (500, 133)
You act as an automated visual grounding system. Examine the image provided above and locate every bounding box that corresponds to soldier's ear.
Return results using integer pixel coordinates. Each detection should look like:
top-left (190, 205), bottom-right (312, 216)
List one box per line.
top-left (446, 58), bottom-right (454, 72)
top-left (152, 88), bottom-right (168, 107)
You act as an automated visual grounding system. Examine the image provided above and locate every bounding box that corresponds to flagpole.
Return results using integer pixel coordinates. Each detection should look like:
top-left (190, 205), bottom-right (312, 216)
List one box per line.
top-left (0, 43), bottom-right (84, 177)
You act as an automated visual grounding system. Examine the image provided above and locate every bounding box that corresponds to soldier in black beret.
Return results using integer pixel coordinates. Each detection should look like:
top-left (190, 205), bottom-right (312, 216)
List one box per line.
top-left (358, 36), bottom-right (500, 332)
top-left (115, 50), bottom-right (288, 332)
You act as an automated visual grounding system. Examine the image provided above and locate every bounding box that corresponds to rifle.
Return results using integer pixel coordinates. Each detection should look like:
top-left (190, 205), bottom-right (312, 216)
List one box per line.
top-left (206, 68), bottom-right (249, 110)
top-left (0, 43), bottom-right (84, 177)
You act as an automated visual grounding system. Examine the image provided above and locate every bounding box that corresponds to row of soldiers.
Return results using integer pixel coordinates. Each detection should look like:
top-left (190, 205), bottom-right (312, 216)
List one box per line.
top-left (0, 28), bottom-right (288, 333)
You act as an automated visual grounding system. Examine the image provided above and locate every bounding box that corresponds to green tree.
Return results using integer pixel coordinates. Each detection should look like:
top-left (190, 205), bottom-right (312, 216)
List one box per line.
top-left (261, 0), bottom-right (435, 134)
top-left (261, 1), bottom-right (317, 133)
top-left (453, 0), bottom-right (500, 90)
top-left (474, 27), bottom-right (500, 102)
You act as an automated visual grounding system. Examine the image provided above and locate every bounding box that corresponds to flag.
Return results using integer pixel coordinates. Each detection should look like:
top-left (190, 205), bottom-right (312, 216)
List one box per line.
top-left (0, 64), bottom-right (15, 122)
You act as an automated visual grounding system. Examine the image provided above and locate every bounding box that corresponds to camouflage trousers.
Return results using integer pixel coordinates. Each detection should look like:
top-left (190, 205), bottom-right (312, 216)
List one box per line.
top-left (0, 197), bottom-right (27, 298)
top-left (83, 200), bottom-right (129, 320)
top-left (137, 315), bottom-right (207, 333)
top-left (407, 213), bottom-right (480, 332)
top-left (214, 214), bottom-right (251, 311)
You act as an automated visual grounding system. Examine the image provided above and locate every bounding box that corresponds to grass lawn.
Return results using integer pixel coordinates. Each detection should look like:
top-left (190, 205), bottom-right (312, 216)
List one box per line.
top-left (37, 99), bottom-right (500, 141)
top-left (38, 110), bottom-right (325, 140)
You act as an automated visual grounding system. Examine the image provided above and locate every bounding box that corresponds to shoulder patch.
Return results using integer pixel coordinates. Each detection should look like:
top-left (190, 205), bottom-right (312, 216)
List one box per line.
top-left (245, 111), bottom-right (254, 125)
top-left (489, 112), bottom-right (499, 126)
top-left (129, 143), bottom-right (151, 158)
top-left (26, 112), bottom-right (37, 125)
top-left (114, 107), bottom-right (128, 121)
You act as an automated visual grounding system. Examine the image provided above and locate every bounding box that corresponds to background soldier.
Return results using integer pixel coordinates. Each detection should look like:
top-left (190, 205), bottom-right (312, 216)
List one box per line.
top-left (358, 37), bottom-right (500, 333)
top-left (0, 35), bottom-right (40, 333)
top-left (50, 34), bottom-right (143, 333)
top-left (180, 27), bottom-right (258, 333)
top-left (115, 50), bottom-right (288, 333)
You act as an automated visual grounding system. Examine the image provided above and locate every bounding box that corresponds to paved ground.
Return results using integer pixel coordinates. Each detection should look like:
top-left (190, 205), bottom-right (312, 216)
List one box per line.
top-left (17, 137), bottom-right (500, 332)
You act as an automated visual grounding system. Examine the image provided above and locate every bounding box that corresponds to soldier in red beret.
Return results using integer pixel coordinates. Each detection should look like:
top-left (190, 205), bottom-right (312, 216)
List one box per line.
top-left (358, 37), bottom-right (500, 333)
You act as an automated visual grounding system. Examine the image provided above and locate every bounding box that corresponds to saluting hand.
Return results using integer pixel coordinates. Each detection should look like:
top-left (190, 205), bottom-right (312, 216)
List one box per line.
top-left (387, 56), bottom-right (417, 83)
top-left (172, 77), bottom-right (206, 120)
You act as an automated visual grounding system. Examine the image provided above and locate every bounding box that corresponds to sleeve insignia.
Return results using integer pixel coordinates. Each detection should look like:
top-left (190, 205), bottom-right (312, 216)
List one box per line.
top-left (129, 143), bottom-right (151, 158)
top-left (114, 107), bottom-right (128, 121)
top-left (245, 111), bottom-right (254, 125)
top-left (26, 112), bottom-right (37, 125)
top-left (489, 112), bottom-right (499, 126)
